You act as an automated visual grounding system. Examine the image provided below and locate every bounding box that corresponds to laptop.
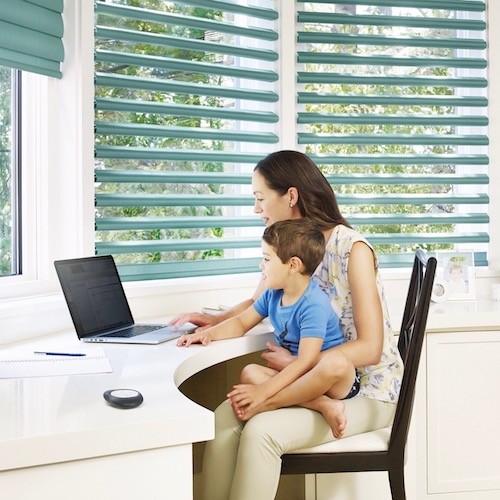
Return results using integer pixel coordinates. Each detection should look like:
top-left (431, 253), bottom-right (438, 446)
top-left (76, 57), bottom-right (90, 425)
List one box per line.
top-left (54, 255), bottom-right (196, 344)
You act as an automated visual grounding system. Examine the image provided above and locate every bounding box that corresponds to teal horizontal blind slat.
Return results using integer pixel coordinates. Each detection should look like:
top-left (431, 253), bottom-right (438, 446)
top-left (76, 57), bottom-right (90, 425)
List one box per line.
top-left (95, 26), bottom-right (278, 62)
top-left (95, 50), bottom-right (279, 82)
top-left (297, 113), bottom-right (488, 126)
top-left (298, 134), bottom-right (488, 146)
top-left (115, 249), bottom-right (489, 281)
top-left (0, 0), bottom-right (64, 78)
top-left (297, 93), bottom-right (487, 106)
top-left (96, 231), bottom-right (489, 255)
top-left (95, 212), bottom-right (489, 231)
top-left (94, 169), bottom-right (488, 185)
top-left (95, 122), bottom-right (279, 144)
top-left (95, 73), bottom-right (278, 102)
top-left (296, 0), bottom-right (485, 11)
top-left (117, 258), bottom-right (264, 281)
top-left (297, 52), bottom-right (487, 69)
top-left (297, 72), bottom-right (487, 87)
top-left (95, 193), bottom-right (489, 207)
top-left (95, 147), bottom-right (267, 162)
top-left (95, 97), bottom-right (279, 123)
top-left (95, 0), bottom-right (280, 280)
top-left (172, 0), bottom-right (279, 20)
top-left (297, 32), bottom-right (487, 50)
top-left (95, 2), bottom-right (278, 41)
top-left (297, 11), bottom-right (486, 31)
top-left (298, 0), bottom-right (488, 264)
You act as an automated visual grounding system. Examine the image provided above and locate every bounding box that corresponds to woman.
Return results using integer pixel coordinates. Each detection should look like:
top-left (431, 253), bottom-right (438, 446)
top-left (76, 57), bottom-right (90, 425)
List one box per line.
top-left (174, 151), bottom-right (403, 500)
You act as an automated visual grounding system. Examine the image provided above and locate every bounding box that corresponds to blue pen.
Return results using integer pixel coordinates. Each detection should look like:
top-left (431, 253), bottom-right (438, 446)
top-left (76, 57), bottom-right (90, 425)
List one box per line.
top-left (34, 351), bottom-right (86, 357)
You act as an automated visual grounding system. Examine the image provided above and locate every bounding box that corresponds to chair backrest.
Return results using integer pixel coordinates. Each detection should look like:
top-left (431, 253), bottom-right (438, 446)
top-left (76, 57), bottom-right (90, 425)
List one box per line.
top-left (389, 249), bottom-right (436, 455)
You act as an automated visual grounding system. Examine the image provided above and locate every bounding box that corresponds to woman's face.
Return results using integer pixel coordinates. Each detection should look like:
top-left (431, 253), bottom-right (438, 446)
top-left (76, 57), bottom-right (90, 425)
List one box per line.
top-left (252, 170), bottom-right (296, 226)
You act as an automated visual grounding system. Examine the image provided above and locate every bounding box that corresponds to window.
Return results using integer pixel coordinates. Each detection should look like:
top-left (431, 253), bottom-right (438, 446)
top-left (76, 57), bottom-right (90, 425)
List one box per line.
top-left (297, 0), bottom-right (488, 267)
top-left (0, 68), bottom-right (21, 278)
top-left (95, 0), bottom-right (488, 281)
top-left (94, 0), bottom-right (279, 281)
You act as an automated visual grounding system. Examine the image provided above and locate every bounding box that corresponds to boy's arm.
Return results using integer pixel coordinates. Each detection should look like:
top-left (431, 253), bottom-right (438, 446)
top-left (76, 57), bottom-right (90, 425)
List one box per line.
top-left (228, 337), bottom-right (323, 407)
top-left (177, 305), bottom-right (263, 347)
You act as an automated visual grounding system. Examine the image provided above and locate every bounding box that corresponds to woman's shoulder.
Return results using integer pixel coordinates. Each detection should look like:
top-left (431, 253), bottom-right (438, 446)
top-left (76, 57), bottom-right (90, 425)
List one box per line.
top-left (327, 224), bottom-right (370, 254)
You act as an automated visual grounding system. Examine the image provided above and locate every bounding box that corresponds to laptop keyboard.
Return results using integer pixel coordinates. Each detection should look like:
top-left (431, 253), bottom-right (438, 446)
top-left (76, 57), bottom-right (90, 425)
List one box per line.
top-left (102, 324), bottom-right (164, 338)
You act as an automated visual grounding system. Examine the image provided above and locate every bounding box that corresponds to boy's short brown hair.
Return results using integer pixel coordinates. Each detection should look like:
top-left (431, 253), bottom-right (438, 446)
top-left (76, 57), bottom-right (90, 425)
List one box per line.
top-left (262, 219), bottom-right (325, 275)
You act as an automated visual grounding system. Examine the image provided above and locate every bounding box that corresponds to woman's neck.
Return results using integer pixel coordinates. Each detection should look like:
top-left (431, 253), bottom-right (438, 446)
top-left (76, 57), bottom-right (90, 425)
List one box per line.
top-left (322, 226), bottom-right (336, 243)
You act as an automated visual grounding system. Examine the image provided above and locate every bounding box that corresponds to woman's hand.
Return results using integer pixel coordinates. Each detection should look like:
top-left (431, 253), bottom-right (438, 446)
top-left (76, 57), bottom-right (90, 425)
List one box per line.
top-left (170, 312), bottom-right (222, 332)
top-left (261, 342), bottom-right (295, 371)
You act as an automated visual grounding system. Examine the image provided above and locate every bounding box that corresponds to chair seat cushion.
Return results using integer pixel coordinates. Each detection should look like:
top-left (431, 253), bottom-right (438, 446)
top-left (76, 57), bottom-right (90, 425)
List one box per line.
top-left (288, 426), bottom-right (391, 454)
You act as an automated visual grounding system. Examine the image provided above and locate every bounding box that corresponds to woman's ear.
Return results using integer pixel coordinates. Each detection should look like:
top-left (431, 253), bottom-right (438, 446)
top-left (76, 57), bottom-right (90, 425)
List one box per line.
top-left (287, 187), bottom-right (299, 208)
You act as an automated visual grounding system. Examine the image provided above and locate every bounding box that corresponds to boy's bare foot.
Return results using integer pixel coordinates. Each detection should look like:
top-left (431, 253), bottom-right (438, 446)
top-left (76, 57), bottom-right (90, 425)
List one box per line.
top-left (229, 397), bottom-right (271, 422)
top-left (320, 399), bottom-right (347, 439)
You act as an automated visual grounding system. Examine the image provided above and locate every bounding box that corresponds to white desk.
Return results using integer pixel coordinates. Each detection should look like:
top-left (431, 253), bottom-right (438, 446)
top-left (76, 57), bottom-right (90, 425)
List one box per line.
top-left (0, 323), bottom-right (273, 500)
top-left (2, 300), bottom-right (500, 500)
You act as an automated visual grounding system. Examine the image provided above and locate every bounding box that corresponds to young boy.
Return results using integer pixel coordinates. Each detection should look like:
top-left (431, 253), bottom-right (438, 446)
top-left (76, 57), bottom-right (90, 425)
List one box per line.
top-left (177, 219), bottom-right (358, 437)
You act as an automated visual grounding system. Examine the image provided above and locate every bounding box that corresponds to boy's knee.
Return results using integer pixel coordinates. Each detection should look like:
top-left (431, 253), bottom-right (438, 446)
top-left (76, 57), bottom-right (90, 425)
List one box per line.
top-left (321, 350), bottom-right (351, 377)
top-left (240, 363), bottom-right (263, 384)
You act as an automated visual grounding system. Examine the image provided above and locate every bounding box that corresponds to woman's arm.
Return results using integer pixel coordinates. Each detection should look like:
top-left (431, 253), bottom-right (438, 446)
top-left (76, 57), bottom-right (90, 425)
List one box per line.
top-left (336, 241), bottom-right (384, 367)
top-left (171, 277), bottom-right (266, 331)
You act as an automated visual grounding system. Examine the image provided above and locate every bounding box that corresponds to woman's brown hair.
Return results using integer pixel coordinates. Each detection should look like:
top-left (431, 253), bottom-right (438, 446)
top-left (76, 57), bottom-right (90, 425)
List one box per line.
top-left (254, 150), bottom-right (351, 231)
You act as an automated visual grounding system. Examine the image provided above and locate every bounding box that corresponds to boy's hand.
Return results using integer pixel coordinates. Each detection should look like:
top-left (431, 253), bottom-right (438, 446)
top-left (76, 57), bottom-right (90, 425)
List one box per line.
top-left (227, 383), bottom-right (266, 412)
top-left (261, 342), bottom-right (295, 371)
top-left (177, 330), bottom-right (212, 347)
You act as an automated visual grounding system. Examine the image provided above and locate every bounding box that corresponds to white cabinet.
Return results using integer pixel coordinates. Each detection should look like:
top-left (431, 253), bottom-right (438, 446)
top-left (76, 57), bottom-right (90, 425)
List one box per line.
top-left (311, 326), bottom-right (500, 500)
top-left (421, 330), bottom-right (500, 499)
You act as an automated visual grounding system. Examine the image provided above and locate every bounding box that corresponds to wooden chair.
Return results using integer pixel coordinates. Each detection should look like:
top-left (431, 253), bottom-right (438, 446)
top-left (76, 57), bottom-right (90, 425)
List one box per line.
top-left (281, 249), bottom-right (437, 500)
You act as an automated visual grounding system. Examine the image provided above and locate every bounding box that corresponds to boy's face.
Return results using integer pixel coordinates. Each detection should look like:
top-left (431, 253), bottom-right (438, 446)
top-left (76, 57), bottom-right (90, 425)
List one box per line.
top-left (259, 241), bottom-right (290, 290)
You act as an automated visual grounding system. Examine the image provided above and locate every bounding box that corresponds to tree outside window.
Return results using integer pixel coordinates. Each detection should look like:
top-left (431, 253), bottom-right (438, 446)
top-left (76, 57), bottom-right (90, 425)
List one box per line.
top-left (0, 67), bottom-right (20, 278)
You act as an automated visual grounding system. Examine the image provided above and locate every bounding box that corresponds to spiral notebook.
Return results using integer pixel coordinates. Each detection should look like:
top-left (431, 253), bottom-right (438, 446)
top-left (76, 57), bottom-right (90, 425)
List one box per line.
top-left (0, 347), bottom-right (112, 379)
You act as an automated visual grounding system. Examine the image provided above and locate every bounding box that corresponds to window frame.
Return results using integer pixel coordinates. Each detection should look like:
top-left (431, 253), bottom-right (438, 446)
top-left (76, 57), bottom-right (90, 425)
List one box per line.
top-left (0, 0), bottom-right (499, 326)
top-left (0, 68), bottom-right (22, 279)
top-left (0, 0), bottom-right (95, 301)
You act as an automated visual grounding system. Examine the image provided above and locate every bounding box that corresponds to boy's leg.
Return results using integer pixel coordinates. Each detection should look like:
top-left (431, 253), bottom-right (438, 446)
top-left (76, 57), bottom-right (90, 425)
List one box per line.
top-left (323, 350), bottom-right (357, 399)
top-left (238, 351), bottom-right (357, 437)
top-left (239, 363), bottom-right (278, 385)
top-left (302, 350), bottom-right (357, 438)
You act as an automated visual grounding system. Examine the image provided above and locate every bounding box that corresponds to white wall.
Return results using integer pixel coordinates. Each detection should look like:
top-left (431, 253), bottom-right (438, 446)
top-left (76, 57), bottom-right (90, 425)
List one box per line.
top-left (0, 0), bottom-right (499, 346)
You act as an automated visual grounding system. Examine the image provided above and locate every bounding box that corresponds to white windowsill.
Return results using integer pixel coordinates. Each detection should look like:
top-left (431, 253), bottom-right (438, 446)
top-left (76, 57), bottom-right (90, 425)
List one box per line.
top-left (1, 268), bottom-right (499, 347)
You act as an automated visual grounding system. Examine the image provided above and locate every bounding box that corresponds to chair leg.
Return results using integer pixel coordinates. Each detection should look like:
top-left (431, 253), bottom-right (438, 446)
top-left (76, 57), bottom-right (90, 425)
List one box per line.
top-left (388, 467), bottom-right (406, 500)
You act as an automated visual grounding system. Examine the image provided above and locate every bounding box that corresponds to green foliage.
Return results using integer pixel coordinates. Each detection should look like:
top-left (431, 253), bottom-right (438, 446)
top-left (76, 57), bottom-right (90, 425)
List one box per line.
top-left (0, 66), bottom-right (14, 276)
top-left (95, 2), bottom-right (480, 269)
top-left (301, 6), bottom-right (472, 256)
top-left (95, 0), bottom-right (230, 266)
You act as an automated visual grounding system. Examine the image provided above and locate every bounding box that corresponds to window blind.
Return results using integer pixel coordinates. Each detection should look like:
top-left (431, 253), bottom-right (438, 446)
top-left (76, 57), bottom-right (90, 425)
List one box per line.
top-left (94, 0), bottom-right (279, 281)
top-left (297, 0), bottom-right (489, 267)
top-left (0, 0), bottom-right (64, 78)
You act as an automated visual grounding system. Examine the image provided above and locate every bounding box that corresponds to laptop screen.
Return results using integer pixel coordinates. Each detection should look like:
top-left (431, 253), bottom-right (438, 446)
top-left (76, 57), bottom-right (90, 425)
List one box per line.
top-left (55, 256), bottom-right (134, 338)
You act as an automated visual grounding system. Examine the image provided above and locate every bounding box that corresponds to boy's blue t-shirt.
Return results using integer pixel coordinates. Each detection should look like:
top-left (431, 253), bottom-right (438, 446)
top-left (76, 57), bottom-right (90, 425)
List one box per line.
top-left (253, 280), bottom-right (344, 355)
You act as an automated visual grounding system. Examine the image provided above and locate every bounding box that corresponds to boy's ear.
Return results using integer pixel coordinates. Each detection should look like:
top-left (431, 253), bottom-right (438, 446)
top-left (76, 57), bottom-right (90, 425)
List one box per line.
top-left (289, 256), bottom-right (304, 273)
